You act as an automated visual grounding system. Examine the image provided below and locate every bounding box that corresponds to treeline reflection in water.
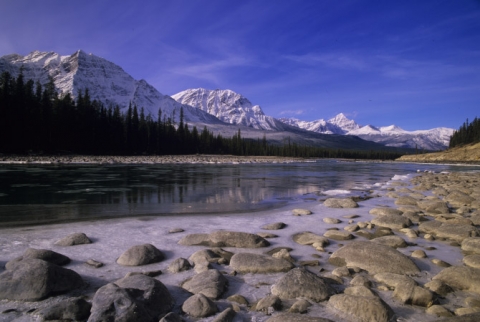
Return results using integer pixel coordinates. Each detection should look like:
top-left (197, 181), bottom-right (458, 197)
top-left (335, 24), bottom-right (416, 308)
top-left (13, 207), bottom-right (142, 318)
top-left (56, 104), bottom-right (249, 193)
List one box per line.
top-left (0, 161), bottom-right (466, 226)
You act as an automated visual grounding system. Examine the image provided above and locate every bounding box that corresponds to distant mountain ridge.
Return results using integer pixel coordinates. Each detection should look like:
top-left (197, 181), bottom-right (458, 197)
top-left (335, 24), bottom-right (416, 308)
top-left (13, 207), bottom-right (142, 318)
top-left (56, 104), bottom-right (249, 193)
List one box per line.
top-left (0, 50), bottom-right (452, 150)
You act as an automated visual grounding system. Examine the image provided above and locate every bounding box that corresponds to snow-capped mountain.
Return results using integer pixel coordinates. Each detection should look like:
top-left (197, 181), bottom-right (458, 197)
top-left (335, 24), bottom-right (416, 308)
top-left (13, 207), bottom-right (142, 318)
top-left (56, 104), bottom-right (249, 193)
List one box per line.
top-left (172, 88), bottom-right (289, 131)
top-left (0, 50), bottom-right (223, 125)
top-left (280, 114), bottom-right (454, 150)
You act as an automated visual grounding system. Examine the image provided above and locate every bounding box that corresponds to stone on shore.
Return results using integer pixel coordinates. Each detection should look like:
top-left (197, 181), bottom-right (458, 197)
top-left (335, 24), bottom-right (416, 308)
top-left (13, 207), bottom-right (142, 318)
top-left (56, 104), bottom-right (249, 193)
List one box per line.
top-left (324, 198), bottom-right (359, 208)
top-left (262, 222), bottom-right (286, 230)
top-left (0, 258), bottom-right (83, 301)
top-left (462, 237), bottom-right (480, 254)
top-left (266, 313), bottom-right (334, 321)
top-left (433, 266), bottom-right (480, 293)
top-left (178, 231), bottom-right (270, 248)
top-left (181, 269), bottom-right (228, 299)
top-left (328, 294), bottom-right (395, 322)
top-left (464, 255), bottom-right (480, 269)
top-left (116, 244), bottom-right (164, 266)
top-left (5, 248), bottom-right (70, 269)
top-left (323, 230), bottom-right (354, 240)
top-left (54, 232), bottom-right (92, 246)
top-left (292, 209), bottom-right (313, 216)
top-left (159, 312), bottom-right (184, 322)
top-left (369, 207), bottom-right (403, 216)
top-left (33, 297), bottom-right (91, 321)
top-left (255, 294), bottom-right (282, 314)
top-left (372, 235), bottom-right (407, 248)
top-left (271, 267), bottom-right (336, 302)
top-left (371, 214), bottom-right (412, 230)
top-left (445, 190), bottom-right (475, 206)
top-left (323, 217), bottom-right (341, 224)
top-left (289, 299), bottom-right (312, 313)
top-left (230, 253), bottom-right (294, 274)
top-left (417, 200), bottom-right (450, 214)
top-left (88, 274), bottom-right (173, 322)
top-left (374, 273), bottom-right (434, 307)
top-left (292, 232), bottom-right (329, 247)
top-left (328, 241), bottom-right (420, 275)
top-left (419, 221), bottom-right (478, 242)
top-left (182, 293), bottom-right (218, 318)
top-left (212, 308), bottom-right (236, 322)
top-left (168, 257), bottom-right (192, 273)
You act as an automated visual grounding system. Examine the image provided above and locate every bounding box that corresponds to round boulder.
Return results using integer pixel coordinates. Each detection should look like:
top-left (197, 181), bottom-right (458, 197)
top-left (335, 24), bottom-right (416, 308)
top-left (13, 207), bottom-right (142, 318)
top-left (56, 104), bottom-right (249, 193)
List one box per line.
top-left (182, 293), bottom-right (218, 318)
top-left (117, 244), bottom-right (164, 266)
top-left (181, 269), bottom-right (228, 299)
top-left (328, 294), bottom-right (395, 322)
top-left (54, 232), bottom-right (92, 246)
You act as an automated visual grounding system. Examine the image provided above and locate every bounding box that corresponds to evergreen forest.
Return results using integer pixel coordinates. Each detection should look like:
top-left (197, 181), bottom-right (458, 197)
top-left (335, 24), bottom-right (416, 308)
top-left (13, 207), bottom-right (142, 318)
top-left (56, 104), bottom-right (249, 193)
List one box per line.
top-left (449, 117), bottom-right (480, 148)
top-left (0, 71), bottom-right (404, 160)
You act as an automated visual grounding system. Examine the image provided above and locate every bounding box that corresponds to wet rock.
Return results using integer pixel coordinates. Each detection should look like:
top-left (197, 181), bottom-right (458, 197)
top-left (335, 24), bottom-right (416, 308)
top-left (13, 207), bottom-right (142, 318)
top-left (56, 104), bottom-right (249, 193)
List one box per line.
top-left (230, 253), bottom-right (294, 274)
top-left (88, 274), bottom-right (173, 322)
top-left (417, 200), bottom-right (450, 214)
top-left (54, 232), bottom-right (92, 246)
top-left (292, 232), bottom-right (329, 247)
top-left (375, 272), bottom-right (433, 307)
top-left (182, 293), bottom-right (217, 318)
top-left (323, 217), bottom-right (341, 224)
top-left (332, 267), bottom-right (350, 277)
top-left (344, 223), bottom-right (359, 232)
top-left (86, 259), bottom-right (103, 268)
top-left (372, 235), bottom-right (407, 248)
top-left (178, 231), bottom-right (270, 248)
top-left (227, 294), bottom-right (248, 305)
top-left (426, 305), bottom-right (453, 317)
top-left (169, 228), bottom-right (184, 233)
top-left (425, 280), bottom-right (453, 296)
top-left (464, 255), bottom-right (480, 269)
top-left (289, 299), bottom-right (312, 314)
top-left (0, 258), bottom-right (83, 301)
top-left (33, 297), bottom-right (91, 321)
top-left (159, 312), bottom-right (184, 322)
top-left (168, 258), bottom-right (192, 273)
top-left (324, 198), bottom-right (359, 208)
top-left (328, 294), bottom-right (395, 322)
top-left (257, 232), bottom-right (279, 238)
top-left (5, 248), bottom-right (70, 269)
top-left (344, 286), bottom-right (377, 298)
top-left (419, 221), bottom-right (478, 243)
top-left (369, 207), bottom-right (403, 216)
top-left (350, 275), bottom-right (372, 287)
top-left (212, 307), bottom-right (236, 322)
top-left (432, 258), bottom-right (451, 267)
top-left (434, 266), bottom-right (480, 293)
top-left (323, 230), bottom-right (353, 240)
top-left (116, 244), bottom-right (164, 266)
top-left (255, 294), bottom-right (282, 314)
top-left (371, 214), bottom-right (412, 230)
top-left (445, 190), bottom-right (475, 206)
top-left (435, 312), bottom-right (480, 321)
top-left (262, 222), bottom-right (286, 230)
top-left (292, 208), bottom-right (312, 215)
top-left (272, 249), bottom-right (295, 263)
top-left (411, 250), bottom-right (427, 258)
top-left (328, 241), bottom-right (419, 275)
top-left (462, 237), bottom-right (480, 254)
top-left (271, 267), bottom-right (336, 302)
top-left (394, 196), bottom-right (418, 206)
top-left (181, 269), bottom-right (227, 299)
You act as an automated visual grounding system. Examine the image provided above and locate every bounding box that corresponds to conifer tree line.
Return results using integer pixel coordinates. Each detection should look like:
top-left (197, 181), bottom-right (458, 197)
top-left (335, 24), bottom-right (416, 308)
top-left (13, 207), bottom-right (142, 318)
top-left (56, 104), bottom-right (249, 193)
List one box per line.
top-left (449, 117), bottom-right (480, 148)
top-left (0, 71), bottom-right (403, 160)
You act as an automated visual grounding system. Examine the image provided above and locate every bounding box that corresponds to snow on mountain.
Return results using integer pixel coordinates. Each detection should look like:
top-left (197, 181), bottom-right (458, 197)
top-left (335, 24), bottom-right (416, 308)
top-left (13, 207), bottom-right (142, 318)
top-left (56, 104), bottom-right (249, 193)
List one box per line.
top-left (0, 50), bottom-right (223, 125)
top-left (280, 113), bottom-right (454, 150)
top-left (172, 88), bottom-right (288, 131)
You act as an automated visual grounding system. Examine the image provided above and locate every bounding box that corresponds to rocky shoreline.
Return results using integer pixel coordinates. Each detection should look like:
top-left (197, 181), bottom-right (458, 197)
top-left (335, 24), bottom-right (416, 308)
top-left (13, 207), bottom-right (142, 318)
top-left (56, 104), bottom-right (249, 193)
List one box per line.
top-left (1, 170), bottom-right (480, 321)
top-left (0, 154), bottom-right (308, 165)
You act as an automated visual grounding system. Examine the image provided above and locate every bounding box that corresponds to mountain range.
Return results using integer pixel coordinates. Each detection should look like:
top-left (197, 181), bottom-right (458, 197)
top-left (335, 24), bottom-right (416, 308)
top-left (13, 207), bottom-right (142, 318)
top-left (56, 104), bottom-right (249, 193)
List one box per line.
top-left (0, 50), bottom-right (454, 150)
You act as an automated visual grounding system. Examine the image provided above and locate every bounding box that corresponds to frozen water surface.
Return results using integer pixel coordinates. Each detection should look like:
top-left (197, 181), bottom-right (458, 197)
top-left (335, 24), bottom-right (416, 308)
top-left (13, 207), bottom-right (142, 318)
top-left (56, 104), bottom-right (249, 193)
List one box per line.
top-left (0, 160), bottom-right (479, 321)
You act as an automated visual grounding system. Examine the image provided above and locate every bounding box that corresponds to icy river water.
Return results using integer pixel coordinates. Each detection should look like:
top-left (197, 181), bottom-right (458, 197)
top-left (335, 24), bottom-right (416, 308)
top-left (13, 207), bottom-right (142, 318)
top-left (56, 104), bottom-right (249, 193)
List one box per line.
top-left (0, 160), bottom-right (476, 227)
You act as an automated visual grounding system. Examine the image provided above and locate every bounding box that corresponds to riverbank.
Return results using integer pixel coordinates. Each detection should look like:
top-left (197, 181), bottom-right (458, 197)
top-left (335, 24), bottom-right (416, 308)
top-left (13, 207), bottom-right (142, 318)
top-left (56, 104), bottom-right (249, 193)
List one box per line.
top-left (1, 170), bottom-right (480, 321)
top-left (0, 154), bottom-right (308, 165)
top-left (396, 142), bottom-right (480, 164)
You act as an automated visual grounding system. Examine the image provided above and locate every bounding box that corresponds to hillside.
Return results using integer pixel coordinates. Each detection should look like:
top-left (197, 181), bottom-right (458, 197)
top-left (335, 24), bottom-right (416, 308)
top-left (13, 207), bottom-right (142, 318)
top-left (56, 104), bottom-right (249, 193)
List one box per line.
top-left (396, 142), bottom-right (480, 163)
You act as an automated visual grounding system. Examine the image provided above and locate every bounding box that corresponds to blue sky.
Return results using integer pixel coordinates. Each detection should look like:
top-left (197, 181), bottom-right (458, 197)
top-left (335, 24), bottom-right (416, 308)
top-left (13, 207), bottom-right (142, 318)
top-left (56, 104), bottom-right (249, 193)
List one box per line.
top-left (1, 0), bottom-right (479, 130)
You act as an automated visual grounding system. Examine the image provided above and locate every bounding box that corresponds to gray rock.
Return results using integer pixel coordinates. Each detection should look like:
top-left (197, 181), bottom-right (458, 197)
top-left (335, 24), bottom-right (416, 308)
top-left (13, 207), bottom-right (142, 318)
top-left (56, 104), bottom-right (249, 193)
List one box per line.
top-left (5, 248), bottom-right (70, 269)
top-left (292, 232), bottom-right (329, 247)
top-left (417, 200), bottom-right (450, 214)
top-left (419, 221), bottom-right (478, 242)
top-left (292, 208), bottom-right (312, 216)
top-left (344, 286), bottom-right (377, 298)
top-left (372, 235), bottom-right (407, 248)
top-left (350, 275), bottom-right (372, 287)
top-left (425, 280), bottom-right (453, 296)
top-left (371, 214), bottom-right (412, 230)
top-left (227, 294), bottom-right (249, 305)
top-left (230, 253), bottom-right (294, 274)
top-left (328, 294), bottom-right (395, 322)
top-left (445, 190), bottom-right (475, 206)
top-left (323, 217), bottom-right (341, 224)
top-left (323, 230), bottom-right (353, 240)
top-left (374, 273), bottom-right (434, 307)
top-left (324, 198), bottom-right (359, 208)
top-left (88, 274), bottom-right (174, 322)
top-left (271, 267), bottom-right (336, 302)
top-left (0, 258), bottom-right (83, 301)
top-left (436, 312), bottom-right (480, 321)
top-left (394, 196), bottom-right (418, 206)
top-left (178, 231), bottom-right (270, 248)
top-left (182, 293), bottom-right (218, 318)
top-left (255, 294), bottom-right (282, 314)
top-left (181, 269), bottom-right (228, 299)
top-left (462, 237), bottom-right (480, 254)
top-left (262, 222), bottom-right (286, 230)
top-left (426, 305), bottom-right (453, 317)
top-left (369, 207), bottom-right (403, 216)
top-left (168, 258), bottom-right (192, 273)
top-left (464, 255), bottom-right (480, 269)
top-left (54, 232), bottom-right (92, 246)
top-left (33, 297), bottom-right (91, 321)
top-left (289, 299), bottom-right (312, 314)
top-left (433, 266), bottom-right (480, 293)
top-left (116, 244), bottom-right (164, 266)
top-left (212, 307), bottom-right (236, 322)
top-left (86, 259), bottom-right (103, 268)
top-left (266, 314), bottom-right (334, 321)
top-left (328, 241), bottom-right (419, 275)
